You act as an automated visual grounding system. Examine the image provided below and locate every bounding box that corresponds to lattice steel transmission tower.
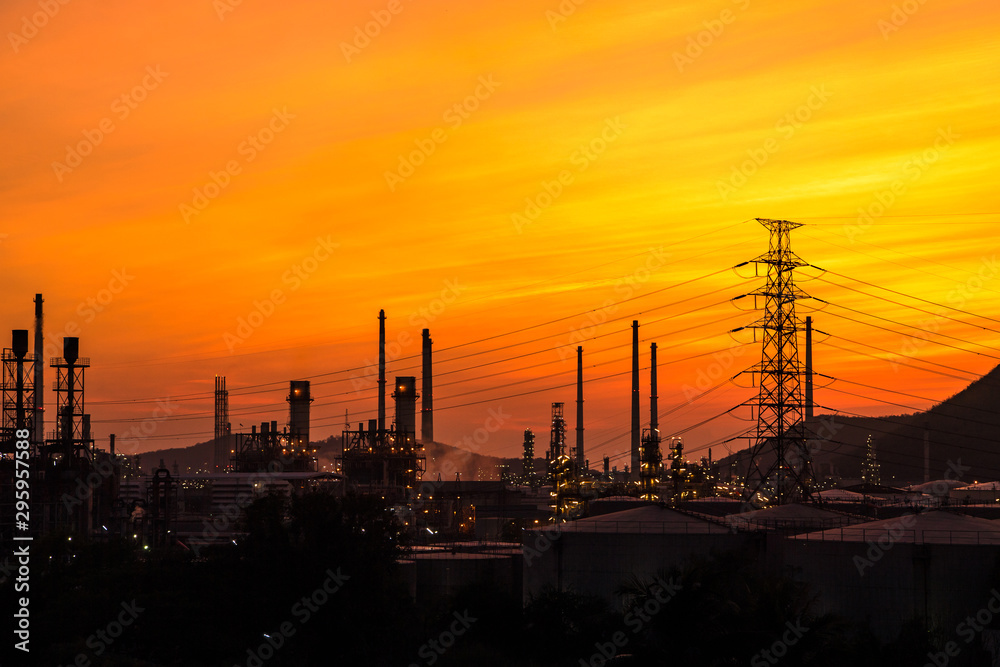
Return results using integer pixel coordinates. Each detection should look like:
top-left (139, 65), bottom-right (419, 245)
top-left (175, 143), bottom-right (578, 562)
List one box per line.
top-left (742, 219), bottom-right (812, 506)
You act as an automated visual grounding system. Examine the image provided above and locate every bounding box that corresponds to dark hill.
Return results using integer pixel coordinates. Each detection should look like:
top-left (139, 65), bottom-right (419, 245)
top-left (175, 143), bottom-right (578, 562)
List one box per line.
top-left (137, 435), bottom-right (523, 481)
top-left (825, 364), bottom-right (1000, 482)
top-left (720, 364), bottom-right (1000, 485)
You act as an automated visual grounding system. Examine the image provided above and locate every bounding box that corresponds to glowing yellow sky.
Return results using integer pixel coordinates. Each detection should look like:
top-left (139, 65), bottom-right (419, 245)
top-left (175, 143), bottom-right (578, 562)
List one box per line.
top-left (1, 0), bottom-right (998, 470)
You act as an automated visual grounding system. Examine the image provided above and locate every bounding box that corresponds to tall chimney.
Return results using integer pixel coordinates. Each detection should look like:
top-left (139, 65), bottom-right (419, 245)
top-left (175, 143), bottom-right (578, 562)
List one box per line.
top-left (576, 345), bottom-right (584, 471)
top-left (631, 320), bottom-right (640, 481)
top-left (422, 328), bottom-right (433, 445)
top-left (33, 294), bottom-right (43, 446)
top-left (805, 315), bottom-right (814, 420)
top-left (378, 309), bottom-right (386, 433)
top-left (214, 376), bottom-right (230, 471)
top-left (650, 342), bottom-right (658, 433)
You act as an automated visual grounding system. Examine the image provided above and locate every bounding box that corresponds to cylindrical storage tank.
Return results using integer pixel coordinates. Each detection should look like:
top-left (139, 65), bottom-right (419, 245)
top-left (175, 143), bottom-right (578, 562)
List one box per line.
top-left (287, 380), bottom-right (312, 449)
top-left (63, 337), bottom-right (79, 364)
top-left (393, 376), bottom-right (418, 446)
top-left (12, 330), bottom-right (29, 360)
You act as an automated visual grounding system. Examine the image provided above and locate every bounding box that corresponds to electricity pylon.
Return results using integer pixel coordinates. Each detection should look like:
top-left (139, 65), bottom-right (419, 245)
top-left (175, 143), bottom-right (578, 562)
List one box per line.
top-left (741, 219), bottom-right (813, 506)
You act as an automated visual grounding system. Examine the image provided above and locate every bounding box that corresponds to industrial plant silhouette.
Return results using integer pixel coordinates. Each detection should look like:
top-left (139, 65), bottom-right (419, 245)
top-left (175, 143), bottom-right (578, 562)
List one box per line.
top-left (3, 219), bottom-right (1000, 667)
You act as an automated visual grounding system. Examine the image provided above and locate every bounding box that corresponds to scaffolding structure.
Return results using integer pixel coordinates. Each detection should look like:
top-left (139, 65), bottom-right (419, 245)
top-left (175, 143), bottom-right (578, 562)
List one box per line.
top-left (668, 436), bottom-right (685, 501)
top-left (547, 402), bottom-right (566, 474)
top-left (35, 337), bottom-right (117, 539)
top-left (48, 337), bottom-right (94, 463)
top-left (230, 420), bottom-right (318, 473)
top-left (638, 343), bottom-right (661, 501)
top-left (339, 376), bottom-right (425, 506)
top-left (639, 428), bottom-right (662, 501)
top-left (546, 402), bottom-right (581, 520)
top-left (1, 331), bottom-right (35, 454)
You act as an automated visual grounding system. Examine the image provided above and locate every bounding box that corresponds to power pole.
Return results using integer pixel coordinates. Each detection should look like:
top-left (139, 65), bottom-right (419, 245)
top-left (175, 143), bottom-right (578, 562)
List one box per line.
top-left (742, 219), bottom-right (812, 506)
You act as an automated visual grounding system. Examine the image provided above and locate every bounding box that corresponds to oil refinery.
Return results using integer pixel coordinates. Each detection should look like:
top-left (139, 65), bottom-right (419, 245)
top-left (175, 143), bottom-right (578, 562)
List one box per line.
top-left (3, 219), bottom-right (1000, 660)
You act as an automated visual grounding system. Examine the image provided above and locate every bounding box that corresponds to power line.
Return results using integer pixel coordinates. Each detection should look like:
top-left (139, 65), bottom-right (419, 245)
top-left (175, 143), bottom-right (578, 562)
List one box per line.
top-left (809, 404), bottom-right (1000, 477)
top-left (90, 273), bottom-right (740, 407)
top-left (814, 276), bottom-right (1000, 337)
top-left (817, 374), bottom-right (1000, 419)
top-left (819, 333), bottom-right (981, 379)
top-left (101, 221), bottom-right (752, 371)
top-left (818, 339), bottom-right (976, 383)
top-left (819, 309), bottom-right (1000, 361)
top-left (812, 266), bottom-right (1000, 326)
top-left (815, 299), bottom-right (1000, 355)
top-left (800, 230), bottom-right (1000, 299)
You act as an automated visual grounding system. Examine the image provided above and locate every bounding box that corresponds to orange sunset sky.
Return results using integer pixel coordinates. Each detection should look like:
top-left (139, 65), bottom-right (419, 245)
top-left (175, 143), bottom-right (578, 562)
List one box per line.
top-left (1, 0), bottom-right (998, 472)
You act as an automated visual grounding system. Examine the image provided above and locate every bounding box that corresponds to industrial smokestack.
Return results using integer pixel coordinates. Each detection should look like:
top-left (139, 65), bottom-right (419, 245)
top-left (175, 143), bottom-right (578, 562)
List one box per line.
top-left (287, 380), bottom-right (312, 450)
top-left (33, 294), bottom-right (43, 446)
top-left (378, 310), bottom-right (386, 433)
top-left (422, 328), bottom-right (433, 445)
top-left (805, 315), bottom-right (814, 420)
top-left (214, 376), bottom-right (230, 471)
top-left (631, 320), bottom-right (640, 481)
top-left (393, 376), bottom-right (417, 446)
top-left (576, 345), bottom-right (584, 471)
top-left (650, 342), bottom-right (658, 433)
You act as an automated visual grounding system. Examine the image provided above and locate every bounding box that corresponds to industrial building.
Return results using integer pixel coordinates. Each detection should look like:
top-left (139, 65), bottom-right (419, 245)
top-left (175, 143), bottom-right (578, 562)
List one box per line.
top-left (523, 503), bottom-right (1000, 642)
top-left (3, 218), bottom-right (999, 650)
top-left (0, 292), bottom-right (337, 551)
